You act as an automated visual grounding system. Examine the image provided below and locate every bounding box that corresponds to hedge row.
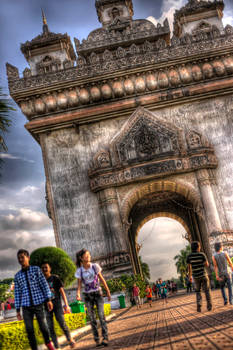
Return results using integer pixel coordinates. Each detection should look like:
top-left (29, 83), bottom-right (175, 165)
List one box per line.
top-left (0, 304), bottom-right (111, 350)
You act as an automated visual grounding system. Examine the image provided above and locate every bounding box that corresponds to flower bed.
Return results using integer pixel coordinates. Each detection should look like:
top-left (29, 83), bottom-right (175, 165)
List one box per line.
top-left (0, 304), bottom-right (111, 350)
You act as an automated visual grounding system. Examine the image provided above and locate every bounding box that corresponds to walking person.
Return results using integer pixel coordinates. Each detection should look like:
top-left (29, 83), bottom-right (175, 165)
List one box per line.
top-left (14, 249), bottom-right (55, 350)
top-left (145, 285), bottom-right (152, 307)
top-left (0, 301), bottom-right (5, 319)
top-left (187, 241), bottom-right (212, 312)
top-left (212, 242), bottom-right (233, 305)
top-left (132, 283), bottom-right (141, 309)
top-left (185, 274), bottom-right (192, 293)
top-left (152, 283), bottom-right (157, 300)
top-left (158, 279), bottom-right (168, 305)
top-left (41, 262), bottom-right (75, 349)
top-left (156, 280), bottom-right (161, 298)
top-left (75, 249), bottom-right (111, 347)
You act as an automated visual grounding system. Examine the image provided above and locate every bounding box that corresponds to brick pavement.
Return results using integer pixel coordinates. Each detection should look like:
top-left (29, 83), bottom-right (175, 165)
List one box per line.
top-left (61, 290), bottom-right (233, 350)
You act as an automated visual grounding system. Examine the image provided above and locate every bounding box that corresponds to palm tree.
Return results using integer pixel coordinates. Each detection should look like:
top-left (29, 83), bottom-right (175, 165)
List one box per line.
top-left (0, 88), bottom-right (13, 171)
top-left (139, 256), bottom-right (151, 282)
top-left (174, 245), bottom-right (191, 287)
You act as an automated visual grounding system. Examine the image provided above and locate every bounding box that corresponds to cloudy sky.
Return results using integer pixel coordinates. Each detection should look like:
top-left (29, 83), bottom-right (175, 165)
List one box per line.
top-left (0, 0), bottom-right (233, 281)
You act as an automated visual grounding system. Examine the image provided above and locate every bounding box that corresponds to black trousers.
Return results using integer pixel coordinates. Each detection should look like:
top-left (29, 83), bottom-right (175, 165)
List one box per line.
top-left (84, 291), bottom-right (108, 343)
top-left (23, 304), bottom-right (50, 350)
top-left (45, 299), bottom-right (71, 349)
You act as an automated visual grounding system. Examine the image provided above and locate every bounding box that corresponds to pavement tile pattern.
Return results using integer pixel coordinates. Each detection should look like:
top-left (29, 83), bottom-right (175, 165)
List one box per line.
top-left (62, 290), bottom-right (233, 350)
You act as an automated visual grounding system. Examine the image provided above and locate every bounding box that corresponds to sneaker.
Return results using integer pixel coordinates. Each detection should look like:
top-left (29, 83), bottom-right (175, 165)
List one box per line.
top-left (224, 300), bottom-right (228, 305)
top-left (96, 341), bottom-right (102, 348)
top-left (197, 305), bottom-right (201, 312)
top-left (207, 304), bottom-right (212, 311)
top-left (101, 339), bottom-right (108, 347)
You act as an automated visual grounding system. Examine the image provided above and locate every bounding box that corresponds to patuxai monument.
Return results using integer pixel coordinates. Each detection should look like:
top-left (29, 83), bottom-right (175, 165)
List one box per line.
top-left (6, 0), bottom-right (233, 278)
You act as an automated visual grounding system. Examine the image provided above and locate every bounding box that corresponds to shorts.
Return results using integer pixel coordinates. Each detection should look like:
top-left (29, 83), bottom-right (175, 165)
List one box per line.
top-left (161, 293), bottom-right (167, 299)
top-left (134, 296), bottom-right (141, 305)
top-left (147, 297), bottom-right (152, 301)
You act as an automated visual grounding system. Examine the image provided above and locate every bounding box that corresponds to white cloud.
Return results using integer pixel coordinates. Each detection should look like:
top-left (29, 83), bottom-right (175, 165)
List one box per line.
top-left (0, 182), bottom-right (45, 212)
top-left (138, 218), bottom-right (187, 281)
top-left (147, 0), bottom-right (186, 33)
top-left (0, 208), bottom-right (51, 231)
top-left (19, 185), bottom-right (40, 194)
top-left (223, 7), bottom-right (233, 27)
top-left (0, 228), bottom-right (56, 279)
top-left (0, 152), bottom-right (35, 163)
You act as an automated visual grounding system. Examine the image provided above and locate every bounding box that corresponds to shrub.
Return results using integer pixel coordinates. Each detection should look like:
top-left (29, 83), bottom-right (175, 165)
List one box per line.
top-left (104, 274), bottom-right (147, 298)
top-left (30, 247), bottom-right (76, 287)
top-left (0, 305), bottom-right (111, 350)
top-left (0, 313), bottom-right (86, 350)
top-left (106, 279), bottom-right (126, 294)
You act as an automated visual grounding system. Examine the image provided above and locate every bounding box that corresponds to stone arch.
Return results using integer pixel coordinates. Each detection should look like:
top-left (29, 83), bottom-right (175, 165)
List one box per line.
top-left (121, 178), bottom-right (202, 224)
top-left (124, 178), bottom-right (211, 276)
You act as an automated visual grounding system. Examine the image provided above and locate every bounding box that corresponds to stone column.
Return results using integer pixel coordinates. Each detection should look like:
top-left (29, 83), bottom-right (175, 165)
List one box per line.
top-left (197, 169), bottom-right (222, 234)
top-left (97, 188), bottom-right (133, 277)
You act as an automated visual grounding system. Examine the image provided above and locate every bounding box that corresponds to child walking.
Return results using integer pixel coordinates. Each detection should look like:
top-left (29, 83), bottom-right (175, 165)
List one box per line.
top-left (41, 262), bottom-right (75, 349)
top-left (145, 285), bottom-right (152, 307)
top-left (187, 241), bottom-right (212, 312)
top-left (75, 249), bottom-right (111, 347)
top-left (132, 283), bottom-right (141, 309)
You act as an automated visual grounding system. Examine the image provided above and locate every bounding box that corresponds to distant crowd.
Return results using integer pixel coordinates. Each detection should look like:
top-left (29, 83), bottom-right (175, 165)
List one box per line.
top-left (131, 279), bottom-right (178, 308)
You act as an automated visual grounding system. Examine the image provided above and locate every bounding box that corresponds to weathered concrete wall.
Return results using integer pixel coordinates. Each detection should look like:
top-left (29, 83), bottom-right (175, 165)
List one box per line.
top-left (148, 94), bottom-right (233, 230)
top-left (43, 118), bottom-right (127, 261)
top-left (42, 93), bottom-right (233, 264)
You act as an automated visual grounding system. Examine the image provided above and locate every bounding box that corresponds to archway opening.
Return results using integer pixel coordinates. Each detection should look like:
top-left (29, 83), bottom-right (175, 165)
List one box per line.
top-left (126, 181), bottom-right (211, 277)
top-left (137, 217), bottom-right (188, 281)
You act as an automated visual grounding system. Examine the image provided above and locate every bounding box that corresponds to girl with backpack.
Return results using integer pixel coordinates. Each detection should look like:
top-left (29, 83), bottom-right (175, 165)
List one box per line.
top-left (75, 249), bottom-right (111, 347)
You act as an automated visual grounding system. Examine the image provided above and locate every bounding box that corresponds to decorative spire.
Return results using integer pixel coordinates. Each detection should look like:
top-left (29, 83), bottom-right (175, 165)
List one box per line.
top-left (41, 8), bottom-right (49, 35)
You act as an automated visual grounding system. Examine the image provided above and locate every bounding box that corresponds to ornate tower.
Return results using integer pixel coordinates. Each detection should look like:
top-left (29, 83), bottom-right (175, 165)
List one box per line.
top-left (95, 0), bottom-right (134, 27)
top-left (174, 0), bottom-right (225, 37)
top-left (20, 11), bottom-right (76, 77)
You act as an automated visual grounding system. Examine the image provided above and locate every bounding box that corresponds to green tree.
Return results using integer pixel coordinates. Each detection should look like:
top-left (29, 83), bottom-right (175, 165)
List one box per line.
top-left (0, 278), bottom-right (14, 285)
top-left (30, 247), bottom-right (76, 288)
top-left (139, 256), bottom-right (150, 282)
top-left (0, 88), bottom-right (13, 170)
top-left (174, 245), bottom-right (191, 287)
top-left (0, 284), bottom-right (14, 303)
top-left (106, 278), bottom-right (126, 294)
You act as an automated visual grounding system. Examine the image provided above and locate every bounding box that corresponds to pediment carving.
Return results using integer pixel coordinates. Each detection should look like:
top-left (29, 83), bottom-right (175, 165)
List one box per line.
top-left (88, 107), bottom-right (217, 192)
top-left (109, 107), bottom-right (184, 166)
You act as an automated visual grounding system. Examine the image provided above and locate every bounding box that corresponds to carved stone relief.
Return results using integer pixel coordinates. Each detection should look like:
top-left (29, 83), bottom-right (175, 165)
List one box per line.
top-left (89, 107), bottom-right (217, 192)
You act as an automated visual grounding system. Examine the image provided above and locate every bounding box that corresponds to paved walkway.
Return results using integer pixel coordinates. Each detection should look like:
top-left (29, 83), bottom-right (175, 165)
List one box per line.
top-left (63, 290), bottom-right (233, 349)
